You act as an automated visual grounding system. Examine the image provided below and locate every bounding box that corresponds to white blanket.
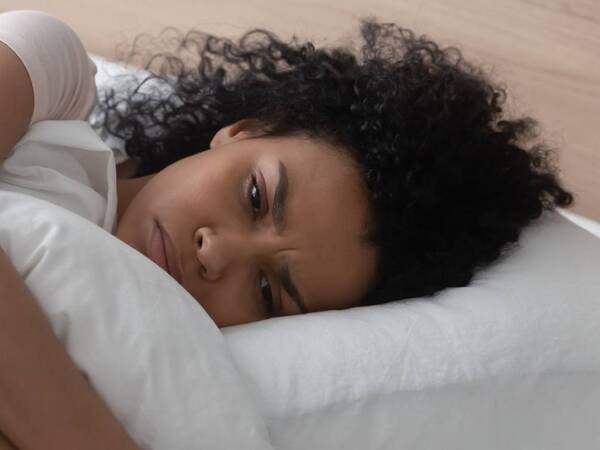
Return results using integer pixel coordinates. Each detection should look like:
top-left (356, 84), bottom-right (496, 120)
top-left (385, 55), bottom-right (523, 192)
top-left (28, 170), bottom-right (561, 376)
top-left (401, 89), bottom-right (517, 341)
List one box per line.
top-left (0, 189), bottom-right (274, 450)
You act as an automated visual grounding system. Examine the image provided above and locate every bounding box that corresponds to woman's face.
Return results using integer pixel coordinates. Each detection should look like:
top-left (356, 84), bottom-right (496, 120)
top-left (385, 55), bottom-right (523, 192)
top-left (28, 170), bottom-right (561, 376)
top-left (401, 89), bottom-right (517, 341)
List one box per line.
top-left (115, 119), bottom-right (378, 327)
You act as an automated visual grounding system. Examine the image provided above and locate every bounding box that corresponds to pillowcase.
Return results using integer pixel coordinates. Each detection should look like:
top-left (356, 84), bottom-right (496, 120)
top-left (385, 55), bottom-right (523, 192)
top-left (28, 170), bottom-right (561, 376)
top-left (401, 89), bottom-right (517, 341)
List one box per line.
top-left (558, 208), bottom-right (600, 238)
top-left (89, 53), bottom-right (174, 165)
top-left (0, 190), bottom-right (274, 450)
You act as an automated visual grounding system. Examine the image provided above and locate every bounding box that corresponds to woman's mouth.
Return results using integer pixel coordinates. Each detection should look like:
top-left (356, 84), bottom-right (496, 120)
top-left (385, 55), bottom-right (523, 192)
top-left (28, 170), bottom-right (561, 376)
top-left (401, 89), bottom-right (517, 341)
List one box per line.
top-left (148, 220), bottom-right (183, 284)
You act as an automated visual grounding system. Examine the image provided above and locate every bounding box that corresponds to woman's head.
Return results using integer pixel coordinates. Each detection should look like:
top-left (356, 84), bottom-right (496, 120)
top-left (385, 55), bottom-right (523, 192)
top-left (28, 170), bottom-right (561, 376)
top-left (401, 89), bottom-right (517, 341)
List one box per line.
top-left (115, 118), bottom-right (379, 327)
top-left (96, 16), bottom-right (574, 326)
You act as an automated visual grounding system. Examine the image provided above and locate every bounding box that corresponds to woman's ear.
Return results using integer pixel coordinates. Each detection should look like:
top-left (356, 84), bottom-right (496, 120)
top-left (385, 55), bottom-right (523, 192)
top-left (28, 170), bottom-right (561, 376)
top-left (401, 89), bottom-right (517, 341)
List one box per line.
top-left (209, 118), bottom-right (265, 149)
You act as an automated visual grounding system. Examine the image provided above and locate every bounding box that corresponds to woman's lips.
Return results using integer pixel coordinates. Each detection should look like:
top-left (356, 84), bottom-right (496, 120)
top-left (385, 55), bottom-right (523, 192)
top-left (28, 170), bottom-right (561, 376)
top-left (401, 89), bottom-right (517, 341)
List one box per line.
top-left (148, 220), bottom-right (183, 285)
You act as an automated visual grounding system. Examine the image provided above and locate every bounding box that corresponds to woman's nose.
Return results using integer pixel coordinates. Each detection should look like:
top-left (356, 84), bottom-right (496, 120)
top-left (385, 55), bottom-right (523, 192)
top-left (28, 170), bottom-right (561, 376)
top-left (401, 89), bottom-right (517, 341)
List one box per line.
top-left (195, 226), bottom-right (263, 281)
top-left (194, 227), bottom-right (224, 281)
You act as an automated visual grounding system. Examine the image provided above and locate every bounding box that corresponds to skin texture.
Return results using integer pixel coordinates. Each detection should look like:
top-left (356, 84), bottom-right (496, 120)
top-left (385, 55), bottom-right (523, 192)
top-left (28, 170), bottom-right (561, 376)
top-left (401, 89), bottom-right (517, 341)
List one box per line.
top-left (115, 118), bottom-right (379, 327)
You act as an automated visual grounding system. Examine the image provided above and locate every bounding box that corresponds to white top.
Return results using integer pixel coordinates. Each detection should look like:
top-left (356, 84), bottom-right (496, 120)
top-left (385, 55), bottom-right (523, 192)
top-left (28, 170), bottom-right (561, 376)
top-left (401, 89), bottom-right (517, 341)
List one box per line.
top-left (0, 10), bottom-right (118, 234)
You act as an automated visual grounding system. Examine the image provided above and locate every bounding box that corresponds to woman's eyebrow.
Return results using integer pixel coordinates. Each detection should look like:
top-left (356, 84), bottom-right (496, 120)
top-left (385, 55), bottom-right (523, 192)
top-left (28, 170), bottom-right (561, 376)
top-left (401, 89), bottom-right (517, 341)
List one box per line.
top-left (272, 159), bottom-right (308, 314)
top-left (272, 159), bottom-right (287, 233)
top-left (279, 258), bottom-right (308, 314)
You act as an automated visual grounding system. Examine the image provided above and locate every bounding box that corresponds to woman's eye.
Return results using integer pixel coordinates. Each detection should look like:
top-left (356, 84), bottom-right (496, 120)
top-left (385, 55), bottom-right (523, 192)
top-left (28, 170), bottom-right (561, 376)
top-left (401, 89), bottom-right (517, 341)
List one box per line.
top-left (260, 271), bottom-right (274, 316)
top-left (248, 174), bottom-right (262, 216)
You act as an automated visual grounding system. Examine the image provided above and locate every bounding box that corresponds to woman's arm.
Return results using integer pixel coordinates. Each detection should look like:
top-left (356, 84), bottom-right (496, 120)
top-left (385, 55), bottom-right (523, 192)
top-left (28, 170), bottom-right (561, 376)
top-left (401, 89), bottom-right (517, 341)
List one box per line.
top-left (0, 39), bottom-right (33, 162)
top-left (0, 247), bottom-right (142, 450)
top-left (0, 10), bottom-right (99, 163)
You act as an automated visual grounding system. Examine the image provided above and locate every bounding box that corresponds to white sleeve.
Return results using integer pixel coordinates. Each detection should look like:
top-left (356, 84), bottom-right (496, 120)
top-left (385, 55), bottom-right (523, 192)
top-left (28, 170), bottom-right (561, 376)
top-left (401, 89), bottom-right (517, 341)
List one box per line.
top-left (0, 10), bottom-right (98, 125)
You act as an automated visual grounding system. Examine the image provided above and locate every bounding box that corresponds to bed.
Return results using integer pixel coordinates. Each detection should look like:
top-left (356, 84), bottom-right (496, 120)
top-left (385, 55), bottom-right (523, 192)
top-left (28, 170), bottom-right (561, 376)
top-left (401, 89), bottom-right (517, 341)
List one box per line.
top-left (0, 54), bottom-right (598, 450)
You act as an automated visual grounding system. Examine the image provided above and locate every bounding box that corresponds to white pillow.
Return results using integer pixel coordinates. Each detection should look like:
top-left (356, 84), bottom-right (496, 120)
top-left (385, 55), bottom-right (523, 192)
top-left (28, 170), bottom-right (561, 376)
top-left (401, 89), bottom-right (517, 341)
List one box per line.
top-left (0, 190), bottom-right (274, 450)
top-left (221, 209), bottom-right (600, 450)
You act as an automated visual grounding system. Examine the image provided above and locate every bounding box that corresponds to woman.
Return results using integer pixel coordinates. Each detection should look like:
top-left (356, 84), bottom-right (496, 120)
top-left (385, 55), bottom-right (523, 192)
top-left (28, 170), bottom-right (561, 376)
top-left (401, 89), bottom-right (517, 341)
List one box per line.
top-left (0, 9), bottom-right (574, 449)
top-left (99, 15), bottom-right (574, 327)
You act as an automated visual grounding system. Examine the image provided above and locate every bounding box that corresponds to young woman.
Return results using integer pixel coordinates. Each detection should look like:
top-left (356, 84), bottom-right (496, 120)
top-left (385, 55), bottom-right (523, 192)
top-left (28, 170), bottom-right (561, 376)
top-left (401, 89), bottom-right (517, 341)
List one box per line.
top-left (0, 9), bottom-right (574, 450)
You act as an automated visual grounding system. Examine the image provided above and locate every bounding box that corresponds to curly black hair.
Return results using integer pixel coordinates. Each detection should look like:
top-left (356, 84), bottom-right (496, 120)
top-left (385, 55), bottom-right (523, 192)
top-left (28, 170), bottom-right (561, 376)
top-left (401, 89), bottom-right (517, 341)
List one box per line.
top-left (93, 15), bottom-right (575, 306)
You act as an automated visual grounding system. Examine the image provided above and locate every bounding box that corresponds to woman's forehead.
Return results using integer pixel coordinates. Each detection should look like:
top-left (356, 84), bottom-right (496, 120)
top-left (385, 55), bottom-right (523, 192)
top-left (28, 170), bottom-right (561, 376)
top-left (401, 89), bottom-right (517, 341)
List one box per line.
top-left (258, 135), bottom-right (362, 189)
top-left (255, 136), bottom-right (370, 237)
top-left (284, 221), bottom-right (378, 313)
top-left (257, 136), bottom-right (376, 312)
